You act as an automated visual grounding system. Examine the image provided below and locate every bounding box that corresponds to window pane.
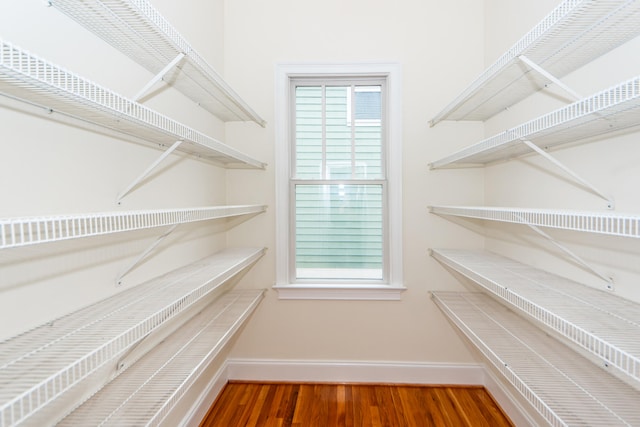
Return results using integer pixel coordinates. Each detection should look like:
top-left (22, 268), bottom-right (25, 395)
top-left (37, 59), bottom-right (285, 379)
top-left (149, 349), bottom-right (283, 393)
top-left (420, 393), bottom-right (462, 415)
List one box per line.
top-left (354, 86), bottom-right (382, 179)
top-left (295, 86), bottom-right (322, 179)
top-left (355, 87), bottom-right (382, 121)
top-left (295, 184), bottom-right (383, 280)
top-left (326, 86), bottom-right (351, 179)
top-left (294, 84), bottom-right (383, 180)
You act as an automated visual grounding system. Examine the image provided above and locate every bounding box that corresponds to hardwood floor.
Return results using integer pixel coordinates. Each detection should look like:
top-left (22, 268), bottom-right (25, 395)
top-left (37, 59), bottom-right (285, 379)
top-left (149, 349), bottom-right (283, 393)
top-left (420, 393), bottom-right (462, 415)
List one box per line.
top-left (199, 382), bottom-right (514, 427)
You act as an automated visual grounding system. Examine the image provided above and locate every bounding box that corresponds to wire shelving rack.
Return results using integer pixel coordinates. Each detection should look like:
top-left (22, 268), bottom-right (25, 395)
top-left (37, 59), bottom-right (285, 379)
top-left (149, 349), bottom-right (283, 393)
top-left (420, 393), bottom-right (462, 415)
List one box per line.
top-left (427, 0), bottom-right (640, 423)
top-left (429, 205), bottom-right (640, 239)
top-left (0, 39), bottom-right (265, 169)
top-left (431, 249), bottom-right (640, 385)
top-left (430, 76), bottom-right (640, 168)
top-left (432, 291), bottom-right (640, 426)
top-left (48, 0), bottom-right (266, 127)
top-left (0, 205), bottom-right (266, 250)
top-left (429, 0), bottom-right (640, 126)
top-left (58, 289), bottom-right (264, 427)
top-left (0, 247), bottom-right (265, 427)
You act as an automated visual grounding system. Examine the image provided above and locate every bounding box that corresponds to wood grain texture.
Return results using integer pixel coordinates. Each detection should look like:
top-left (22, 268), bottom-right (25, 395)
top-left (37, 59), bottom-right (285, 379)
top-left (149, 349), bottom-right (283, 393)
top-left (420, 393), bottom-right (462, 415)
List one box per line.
top-left (199, 382), bottom-right (514, 427)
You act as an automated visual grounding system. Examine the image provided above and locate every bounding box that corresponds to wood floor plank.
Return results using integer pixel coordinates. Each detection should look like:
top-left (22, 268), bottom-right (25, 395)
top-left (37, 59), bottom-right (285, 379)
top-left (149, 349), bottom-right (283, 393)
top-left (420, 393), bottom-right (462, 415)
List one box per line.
top-left (252, 384), bottom-right (270, 426)
top-left (240, 383), bottom-right (267, 426)
top-left (451, 388), bottom-right (492, 427)
top-left (466, 387), bottom-right (513, 427)
top-left (344, 381), bottom-right (355, 427)
top-left (264, 383), bottom-right (285, 427)
top-left (375, 385), bottom-right (401, 427)
top-left (199, 382), bottom-right (514, 427)
top-left (311, 384), bottom-right (330, 426)
top-left (442, 387), bottom-right (474, 426)
top-left (291, 384), bottom-right (310, 426)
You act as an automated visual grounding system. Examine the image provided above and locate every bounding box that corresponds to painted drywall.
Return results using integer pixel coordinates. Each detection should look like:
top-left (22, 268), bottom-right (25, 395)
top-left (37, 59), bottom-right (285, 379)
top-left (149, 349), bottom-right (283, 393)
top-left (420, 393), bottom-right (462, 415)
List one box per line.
top-left (222, 0), bottom-right (487, 365)
top-left (0, 0), bottom-right (235, 339)
top-left (482, 0), bottom-right (640, 304)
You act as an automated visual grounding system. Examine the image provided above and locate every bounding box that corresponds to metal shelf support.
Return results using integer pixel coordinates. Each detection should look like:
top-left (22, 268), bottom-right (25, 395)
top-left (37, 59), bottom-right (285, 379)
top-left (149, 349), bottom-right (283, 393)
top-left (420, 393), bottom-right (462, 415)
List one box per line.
top-left (133, 53), bottom-right (186, 102)
top-left (514, 135), bottom-right (614, 208)
top-left (517, 55), bottom-right (582, 102)
top-left (516, 214), bottom-right (614, 289)
top-left (116, 224), bottom-right (178, 286)
top-left (117, 140), bottom-right (183, 203)
top-left (430, 206), bottom-right (616, 288)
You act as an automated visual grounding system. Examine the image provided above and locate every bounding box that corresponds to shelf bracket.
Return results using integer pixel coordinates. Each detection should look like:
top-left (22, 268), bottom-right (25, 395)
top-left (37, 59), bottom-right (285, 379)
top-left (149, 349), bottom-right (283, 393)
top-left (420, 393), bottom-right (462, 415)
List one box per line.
top-left (519, 55), bottom-right (610, 122)
top-left (117, 140), bottom-right (183, 203)
top-left (518, 55), bottom-right (582, 102)
top-left (513, 134), bottom-right (614, 209)
top-left (516, 216), bottom-right (614, 289)
top-left (133, 53), bottom-right (186, 102)
top-left (116, 224), bottom-right (179, 286)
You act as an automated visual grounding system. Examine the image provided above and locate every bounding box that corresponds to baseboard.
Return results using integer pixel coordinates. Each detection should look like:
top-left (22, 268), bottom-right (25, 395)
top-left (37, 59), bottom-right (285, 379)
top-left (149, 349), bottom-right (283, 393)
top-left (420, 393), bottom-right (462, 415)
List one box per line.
top-left (482, 367), bottom-right (538, 427)
top-left (179, 358), bottom-right (533, 426)
top-left (178, 362), bottom-right (229, 427)
top-left (225, 358), bottom-right (486, 385)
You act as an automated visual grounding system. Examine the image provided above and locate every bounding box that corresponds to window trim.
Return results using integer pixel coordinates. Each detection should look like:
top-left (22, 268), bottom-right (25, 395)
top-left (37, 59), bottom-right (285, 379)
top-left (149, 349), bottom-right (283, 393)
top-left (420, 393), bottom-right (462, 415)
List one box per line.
top-left (274, 62), bottom-right (405, 300)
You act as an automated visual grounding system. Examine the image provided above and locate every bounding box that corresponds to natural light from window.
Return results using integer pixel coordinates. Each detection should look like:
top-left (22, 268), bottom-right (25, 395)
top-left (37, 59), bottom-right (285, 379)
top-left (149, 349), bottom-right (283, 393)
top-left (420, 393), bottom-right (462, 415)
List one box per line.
top-left (292, 82), bottom-right (385, 282)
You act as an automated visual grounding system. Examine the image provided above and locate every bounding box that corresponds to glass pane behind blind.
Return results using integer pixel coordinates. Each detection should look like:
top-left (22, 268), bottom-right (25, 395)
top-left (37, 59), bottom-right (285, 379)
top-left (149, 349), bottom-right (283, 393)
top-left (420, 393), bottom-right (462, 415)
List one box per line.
top-left (326, 87), bottom-right (351, 179)
top-left (294, 85), bottom-right (383, 179)
top-left (295, 86), bottom-right (323, 179)
top-left (354, 87), bottom-right (383, 179)
top-left (295, 184), bottom-right (383, 280)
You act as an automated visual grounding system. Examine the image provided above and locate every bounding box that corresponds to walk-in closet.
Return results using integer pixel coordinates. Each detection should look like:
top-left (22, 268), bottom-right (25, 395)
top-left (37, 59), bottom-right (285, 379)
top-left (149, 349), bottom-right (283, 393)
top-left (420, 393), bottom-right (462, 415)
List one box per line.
top-left (1, 1), bottom-right (639, 425)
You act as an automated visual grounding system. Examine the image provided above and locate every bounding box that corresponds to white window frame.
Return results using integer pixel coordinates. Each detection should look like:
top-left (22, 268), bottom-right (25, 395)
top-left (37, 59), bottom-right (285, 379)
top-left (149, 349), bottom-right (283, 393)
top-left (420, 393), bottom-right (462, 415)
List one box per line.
top-left (274, 63), bottom-right (405, 300)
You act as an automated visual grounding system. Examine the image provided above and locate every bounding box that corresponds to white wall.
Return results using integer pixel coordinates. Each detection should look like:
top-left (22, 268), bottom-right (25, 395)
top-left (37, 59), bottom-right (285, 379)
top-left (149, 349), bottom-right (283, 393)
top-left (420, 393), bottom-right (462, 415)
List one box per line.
top-left (0, 0), bottom-right (234, 339)
top-left (223, 0), bottom-right (487, 365)
top-left (483, 0), bottom-right (640, 303)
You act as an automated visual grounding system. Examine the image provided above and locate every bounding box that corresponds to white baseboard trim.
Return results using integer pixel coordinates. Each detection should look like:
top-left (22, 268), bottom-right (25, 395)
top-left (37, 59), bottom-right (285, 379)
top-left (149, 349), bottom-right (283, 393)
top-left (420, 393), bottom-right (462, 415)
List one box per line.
top-left (180, 358), bottom-right (533, 426)
top-left (226, 358), bottom-right (485, 385)
top-left (482, 366), bottom-right (538, 427)
top-left (178, 364), bottom-right (229, 427)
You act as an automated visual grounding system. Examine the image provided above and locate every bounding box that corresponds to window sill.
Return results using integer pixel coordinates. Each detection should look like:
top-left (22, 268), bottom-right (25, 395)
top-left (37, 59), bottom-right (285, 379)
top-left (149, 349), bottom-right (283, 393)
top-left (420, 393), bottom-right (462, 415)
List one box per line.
top-left (273, 284), bottom-right (406, 300)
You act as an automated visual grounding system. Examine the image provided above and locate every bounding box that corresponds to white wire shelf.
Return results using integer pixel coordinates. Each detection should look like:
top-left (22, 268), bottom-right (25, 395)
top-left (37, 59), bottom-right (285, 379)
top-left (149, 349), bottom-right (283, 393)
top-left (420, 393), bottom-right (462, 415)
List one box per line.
top-left (0, 247), bottom-right (265, 427)
top-left (429, 0), bottom-right (640, 126)
top-left (432, 291), bottom-right (640, 426)
top-left (48, 0), bottom-right (266, 127)
top-left (429, 205), bottom-right (640, 239)
top-left (430, 76), bottom-right (640, 168)
top-left (0, 204), bottom-right (266, 250)
top-left (58, 288), bottom-right (264, 427)
top-left (431, 249), bottom-right (640, 386)
top-left (0, 39), bottom-right (265, 169)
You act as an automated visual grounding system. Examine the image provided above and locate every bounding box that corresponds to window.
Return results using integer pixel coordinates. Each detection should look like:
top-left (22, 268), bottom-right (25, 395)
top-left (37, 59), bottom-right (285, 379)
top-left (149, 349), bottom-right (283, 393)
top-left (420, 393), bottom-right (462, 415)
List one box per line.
top-left (293, 80), bottom-right (385, 281)
top-left (275, 63), bottom-right (404, 300)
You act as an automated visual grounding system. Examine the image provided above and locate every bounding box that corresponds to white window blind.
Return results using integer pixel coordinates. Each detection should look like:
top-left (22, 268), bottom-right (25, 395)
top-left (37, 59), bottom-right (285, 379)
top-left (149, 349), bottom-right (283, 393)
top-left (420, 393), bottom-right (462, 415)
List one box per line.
top-left (291, 80), bottom-right (386, 282)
